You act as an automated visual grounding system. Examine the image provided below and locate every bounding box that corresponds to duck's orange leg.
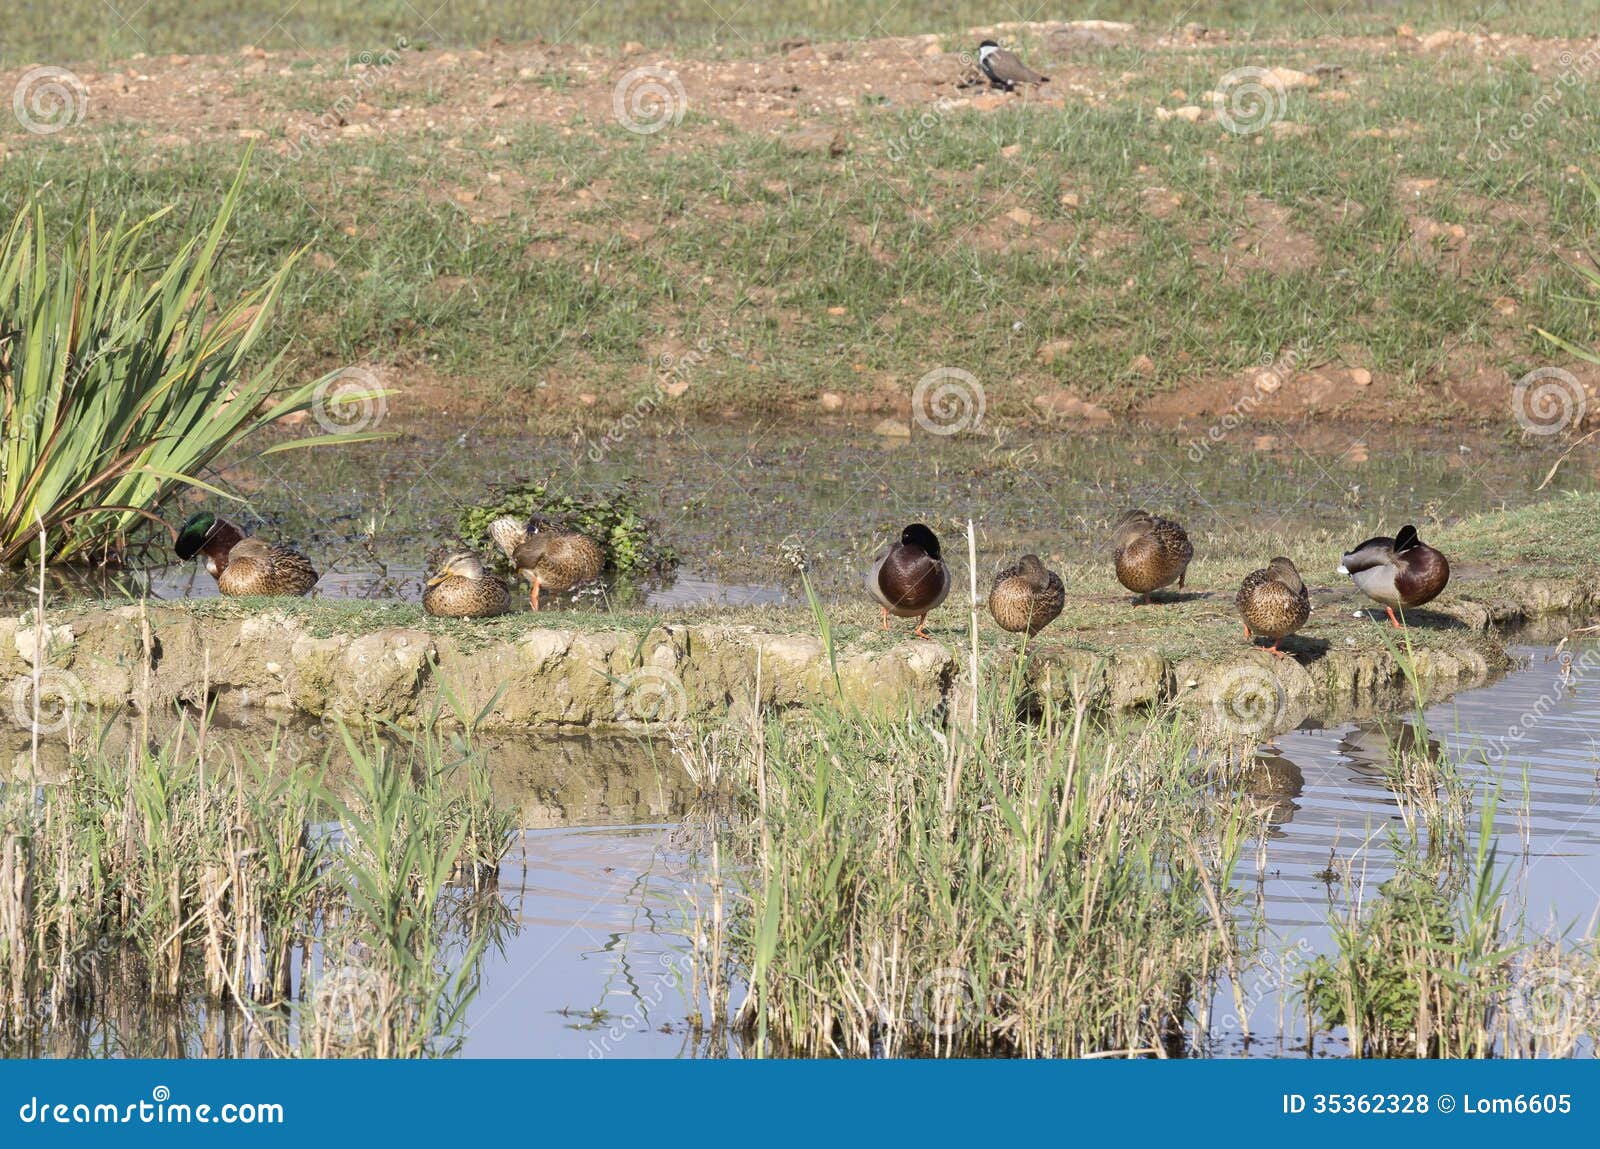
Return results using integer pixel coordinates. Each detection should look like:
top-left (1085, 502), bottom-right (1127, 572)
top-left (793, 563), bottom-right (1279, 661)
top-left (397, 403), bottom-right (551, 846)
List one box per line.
top-left (1243, 623), bottom-right (1252, 639)
top-left (1267, 640), bottom-right (1289, 658)
top-left (913, 614), bottom-right (932, 639)
top-left (530, 577), bottom-right (542, 612)
top-left (880, 606), bottom-right (890, 631)
top-left (1385, 606), bottom-right (1402, 629)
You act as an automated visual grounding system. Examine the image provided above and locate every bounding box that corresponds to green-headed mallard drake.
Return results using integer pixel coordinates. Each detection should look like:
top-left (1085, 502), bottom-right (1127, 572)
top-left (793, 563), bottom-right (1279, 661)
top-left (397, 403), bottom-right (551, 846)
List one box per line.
top-left (174, 512), bottom-right (318, 596)
top-left (1112, 510), bottom-right (1193, 603)
top-left (866, 523), bottom-right (950, 639)
top-left (423, 551), bottom-right (510, 618)
top-left (1236, 556), bottom-right (1310, 656)
top-left (988, 553), bottom-right (1064, 635)
top-left (488, 517), bottom-right (606, 611)
top-left (1338, 525), bottom-right (1449, 628)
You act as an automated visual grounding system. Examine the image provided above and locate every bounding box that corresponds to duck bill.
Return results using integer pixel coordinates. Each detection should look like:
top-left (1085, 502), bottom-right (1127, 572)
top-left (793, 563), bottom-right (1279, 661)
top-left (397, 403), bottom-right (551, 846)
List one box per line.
top-left (425, 573), bottom-right (447, 587)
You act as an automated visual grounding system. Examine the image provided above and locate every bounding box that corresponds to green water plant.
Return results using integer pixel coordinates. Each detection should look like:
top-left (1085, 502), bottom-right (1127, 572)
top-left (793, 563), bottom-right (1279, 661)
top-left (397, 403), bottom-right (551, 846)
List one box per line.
top-left (457, 477), bottom-right (675, 576)
top-left (0, 152), bottom-right (388, 566)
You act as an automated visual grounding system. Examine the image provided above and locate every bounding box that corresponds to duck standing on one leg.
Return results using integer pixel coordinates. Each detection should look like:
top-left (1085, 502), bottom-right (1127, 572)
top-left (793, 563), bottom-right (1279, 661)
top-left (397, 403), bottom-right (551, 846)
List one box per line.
top-left (1338, 525), bottom-right (1449, 628)
top-left (489, 517), bottom-right (606, 612)
top-left (423, 551), bottom-right (510, 618)
top-left (1111, 510), bottom-right (1193, 604)
top-left (174, 511), bottom-right (319, 596)
top-left (988, 553), bottom-right (1064, 636)
top-left (866, 523), bottom-right (950, 639)
top-left (1236, 557), bottom-right (1310, 656)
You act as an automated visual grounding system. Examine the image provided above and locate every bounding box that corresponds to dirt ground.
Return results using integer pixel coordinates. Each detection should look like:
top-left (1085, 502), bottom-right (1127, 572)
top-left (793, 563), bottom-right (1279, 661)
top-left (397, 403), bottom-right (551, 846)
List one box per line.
top-left (7, 19), bottom-right (1599, 432)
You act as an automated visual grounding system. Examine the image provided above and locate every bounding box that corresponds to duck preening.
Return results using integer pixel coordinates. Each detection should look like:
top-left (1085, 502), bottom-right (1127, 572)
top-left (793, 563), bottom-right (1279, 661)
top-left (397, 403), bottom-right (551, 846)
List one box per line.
top-left (174, 512), bottom-right (318, 596)
top-left (1236, 557), bottom-right (1310, 656)
top-left (988, 553), bottom-right (1064, 635)
top-left (1338, 525), bottom-right (1449, 627)
top-left (866, 523), bottom-right (950, 639)
top-left (489, 516), bottom-right (606, 611)
top-left (1112, 510), bottom-right (1193, 603)
top-left (423, 551), bottom-right (510, 618)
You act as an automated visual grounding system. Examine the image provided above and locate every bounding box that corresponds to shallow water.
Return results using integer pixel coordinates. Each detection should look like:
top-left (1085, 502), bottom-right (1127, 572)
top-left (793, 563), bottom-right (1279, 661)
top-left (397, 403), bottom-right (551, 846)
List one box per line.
top-left (1214, 640), bottom-right (1600, 1056)
top-left (2, 423), bottom-right (1591, 612)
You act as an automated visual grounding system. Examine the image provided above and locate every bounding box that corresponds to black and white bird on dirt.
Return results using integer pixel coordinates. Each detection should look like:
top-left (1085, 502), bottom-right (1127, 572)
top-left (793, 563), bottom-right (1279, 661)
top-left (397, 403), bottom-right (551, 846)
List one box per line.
top-left (977, 40), bottom-right (1049, 92)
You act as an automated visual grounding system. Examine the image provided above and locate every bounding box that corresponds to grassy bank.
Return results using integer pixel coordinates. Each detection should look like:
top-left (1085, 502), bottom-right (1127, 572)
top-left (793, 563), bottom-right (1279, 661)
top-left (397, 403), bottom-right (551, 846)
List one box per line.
top-left (5, 3), bottom-right (1592, 63)
top-left (3, 26), bottom-right (1594, 429)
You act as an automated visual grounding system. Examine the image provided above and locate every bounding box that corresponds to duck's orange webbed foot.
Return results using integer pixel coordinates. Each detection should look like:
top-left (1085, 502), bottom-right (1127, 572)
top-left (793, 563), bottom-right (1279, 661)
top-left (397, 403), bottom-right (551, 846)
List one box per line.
top-left (1385, 606), bottom-right (1402, 629)
top-left (913, 614), bottom-right (932, 639)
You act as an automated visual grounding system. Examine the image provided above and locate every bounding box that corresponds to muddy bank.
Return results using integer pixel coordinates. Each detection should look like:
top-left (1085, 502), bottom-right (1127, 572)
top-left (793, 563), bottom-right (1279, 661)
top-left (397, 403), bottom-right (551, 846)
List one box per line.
top-left (1, 569), bottom-right (1593, 740)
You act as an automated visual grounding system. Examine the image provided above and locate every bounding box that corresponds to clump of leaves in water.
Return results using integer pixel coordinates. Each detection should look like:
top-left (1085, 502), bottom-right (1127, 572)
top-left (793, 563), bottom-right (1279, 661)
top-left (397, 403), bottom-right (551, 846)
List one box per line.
top-left (456, 478), bottom-right (675, 576)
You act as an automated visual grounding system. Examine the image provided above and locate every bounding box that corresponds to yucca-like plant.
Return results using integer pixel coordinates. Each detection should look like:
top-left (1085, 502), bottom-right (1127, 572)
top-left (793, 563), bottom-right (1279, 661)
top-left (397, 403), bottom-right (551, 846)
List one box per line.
top-left (0, 153), bottom-right (385, 566)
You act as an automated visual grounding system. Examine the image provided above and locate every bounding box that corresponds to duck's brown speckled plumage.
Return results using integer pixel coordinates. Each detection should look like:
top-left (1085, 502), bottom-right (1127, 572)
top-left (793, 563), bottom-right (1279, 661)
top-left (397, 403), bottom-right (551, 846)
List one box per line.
top-left (423, 552), bottom-right (510, 618)
top-left (213, 537), bottom-right (320, 597)
top-left (1112, 510), bottom-right (1193, 600)
top-left (1236, 557), bottom-right (1310, 652)
top-left (175, 511), bottom-right (318, 596)
top-left (988, 554), bottom-right (1065, 635)
top-left (489, 516), bottom-right (606, 610)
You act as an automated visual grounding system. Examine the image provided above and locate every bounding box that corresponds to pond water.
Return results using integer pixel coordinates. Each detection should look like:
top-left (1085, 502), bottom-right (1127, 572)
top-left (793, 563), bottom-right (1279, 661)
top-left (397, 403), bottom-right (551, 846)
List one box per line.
top-left (4, 636), bottom-right (1598, 1058)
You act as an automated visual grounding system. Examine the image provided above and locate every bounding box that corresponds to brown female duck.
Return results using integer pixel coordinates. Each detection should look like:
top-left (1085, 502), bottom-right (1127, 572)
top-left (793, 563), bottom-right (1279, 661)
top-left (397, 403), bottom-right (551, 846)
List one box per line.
top-left (865, 523), bottom-right (950, 639)
top-left (488, 517), bottom-right (606, 611)
top-left (1338, 525), bottom-right (1449, 627)
top-left (988, 554), bottom-right (1065, 636)
top-left (423, 551), bottom-right (511, 618)
top-left (1235, 556), bottom-right (1310, 656)
top-left (174, 512), bottom-right (318, 596)
top-left (1112, 510), bottom-right (1193, 603)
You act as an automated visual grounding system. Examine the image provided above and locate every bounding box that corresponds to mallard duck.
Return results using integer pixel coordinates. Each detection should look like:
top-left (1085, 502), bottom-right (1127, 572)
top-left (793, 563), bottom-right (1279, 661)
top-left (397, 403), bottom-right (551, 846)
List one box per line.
top-left (488, 517), bottom-right (606, 611)
top-left (1235, 556), bottom-right (1310, 656)
top-left (1112, 510), bottom-right (1193, 603)
top-left (866, 523), bottom-right (950, 639)
top-left (423, 552), bottom-right (510, 618)
top-left (1338, 525), bottom-right (1449, 627)
top-left (988, 554), bottom-right (1064, 635)
top-left (174, 512), bottom-right (318, 596)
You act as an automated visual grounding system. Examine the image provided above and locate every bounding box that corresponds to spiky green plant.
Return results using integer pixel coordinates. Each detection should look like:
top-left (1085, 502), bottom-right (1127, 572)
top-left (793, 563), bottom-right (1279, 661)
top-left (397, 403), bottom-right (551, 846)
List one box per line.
top-left (0, 152), bottom-right (388, 566)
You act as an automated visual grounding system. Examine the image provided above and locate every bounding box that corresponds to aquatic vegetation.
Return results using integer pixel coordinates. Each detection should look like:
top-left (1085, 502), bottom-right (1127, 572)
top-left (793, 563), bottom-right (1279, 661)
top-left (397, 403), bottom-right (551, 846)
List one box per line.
top-left (0, 156), bottom-right (387, 567)
top-left (688, 669), bottom-right (1260, 1057)
top-left (0, 718), bottom-right (513, 1058)
top-left (458, 478), bottom-right (674, 577)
